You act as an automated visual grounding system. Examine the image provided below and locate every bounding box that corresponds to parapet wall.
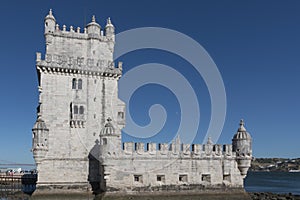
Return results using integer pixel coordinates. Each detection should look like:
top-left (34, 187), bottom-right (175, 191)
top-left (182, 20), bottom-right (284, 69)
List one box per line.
top-left (122, 142), bottom-right (235, 158)
top-left (45, 24), bottom-right (112, 41)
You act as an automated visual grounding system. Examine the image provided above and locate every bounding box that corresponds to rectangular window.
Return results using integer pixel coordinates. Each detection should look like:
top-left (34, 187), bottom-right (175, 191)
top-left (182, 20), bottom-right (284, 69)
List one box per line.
top-left (74, 105), bottom-right (78, 114)
top-left (201, 174), bottom-right (211, 182)
top-left (118, 111), bottom-right (124, 119)
top-left (134, 175), bottom-right (143, 183)
top-left (157, 175), bottom-right (165, 183)
top-left (179, 174), bottom-right (188, 182)
top-left (72, 78), bottom-right (77, 89)
top-left (78, 79), bottom-right (82, 90)
top-left (223, 174), bottom-right (231, 182)
top-left (79, 106), bottom-right (84, 114)
top-left (102, 138), bottom-right (107, 145)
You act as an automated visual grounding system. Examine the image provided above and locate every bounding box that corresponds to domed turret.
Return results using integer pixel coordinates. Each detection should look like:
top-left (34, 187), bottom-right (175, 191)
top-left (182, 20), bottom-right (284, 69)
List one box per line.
top-left (32, 116), bottom-right (49, 163)
top-left (232, 119), bottom-right (252, 177)
top-left (44, 9), bottom-right (56, 34)
top-left (99, 118), bottom-right (121, 157)
top-left (105, 17), bottom-right (115, 52)
top-left (232, 119), bottom-right (252, 156)
top-left (100, 117), bottom-right (115, 135)
top-left (86, 15), bottom-right (101, 38)
top-left (105, 17), bottom-right (115, 38)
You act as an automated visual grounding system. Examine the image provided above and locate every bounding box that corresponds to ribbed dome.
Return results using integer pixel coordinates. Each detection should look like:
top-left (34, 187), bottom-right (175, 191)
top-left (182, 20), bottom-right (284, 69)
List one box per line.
top-left (45, 9), bottom-right (56, 21)
top-left (86, 15), bottom-right (101, 29)
top-left (33, 116), bottom-right (49, 130)
top-left (100, 118), bottom-right (115, 135)
top-left (233, 119), bottom-right (251, 140)
top-left (105, 17), bottom-right (114, 29)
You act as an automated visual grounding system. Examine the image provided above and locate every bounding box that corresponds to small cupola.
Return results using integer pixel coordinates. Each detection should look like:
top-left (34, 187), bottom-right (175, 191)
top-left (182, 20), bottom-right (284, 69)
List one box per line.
top-left (233, 119), bottom-right (252, 140)
top-left (45, 9), bottom-right (56, 21)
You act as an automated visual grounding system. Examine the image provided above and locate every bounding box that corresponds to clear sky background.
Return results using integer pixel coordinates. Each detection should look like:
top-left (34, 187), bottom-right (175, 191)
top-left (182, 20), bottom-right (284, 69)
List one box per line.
top-left (0, 0), bottom-right (299, 165)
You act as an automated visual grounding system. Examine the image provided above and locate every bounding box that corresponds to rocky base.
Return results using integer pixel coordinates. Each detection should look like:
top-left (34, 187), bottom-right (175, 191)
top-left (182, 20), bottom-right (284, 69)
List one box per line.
top-left (3, 191), bottom-right (300, 200)
top-left (97, 190), bottom-right (251, 200)
top-left (249, 192), bottom-right (300, 200)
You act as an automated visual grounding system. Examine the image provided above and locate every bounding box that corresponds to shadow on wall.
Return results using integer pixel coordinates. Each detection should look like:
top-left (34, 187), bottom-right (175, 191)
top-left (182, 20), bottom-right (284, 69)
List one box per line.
top-left (88, 139), bottom-right (106, 194)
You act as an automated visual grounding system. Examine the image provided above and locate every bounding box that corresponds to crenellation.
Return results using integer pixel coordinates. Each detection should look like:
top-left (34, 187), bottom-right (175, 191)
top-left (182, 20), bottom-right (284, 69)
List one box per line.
top-left (203, 143), bottom-right (213, 155)
top-left (192, 144), bottom-right (202, 155)
top-left (135, 142), bottom-right (145, 154)
top-left (146, 142), bottom-right (156, 154)
top-left (214, 144), bottom-right (223, 156)
top-left (223, 144), bottom-right (233, 156)
top-left (158, 143), bottom-right (169, 154)
top-left (182, 144), bottom-right (191, 155)
top-left (123, 142), bottom-right (134, 154)
top-left (118, 141), bottom-right (240, 159)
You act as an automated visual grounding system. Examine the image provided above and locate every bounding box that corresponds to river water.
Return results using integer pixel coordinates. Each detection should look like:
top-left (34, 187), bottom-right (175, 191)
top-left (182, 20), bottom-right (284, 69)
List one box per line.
top-left (244, 171), bottom-right (300, 195)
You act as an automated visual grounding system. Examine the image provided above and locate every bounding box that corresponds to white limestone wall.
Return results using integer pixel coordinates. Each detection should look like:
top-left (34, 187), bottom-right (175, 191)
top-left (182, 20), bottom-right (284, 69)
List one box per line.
top-left (45, 33), bottom-right (113, 62)
top-left (36, 68), bottom-right (124, 185)
top-left (102, 156), bottom-right (244, 191)
top-left (37, 159), bottom-right (88, 185)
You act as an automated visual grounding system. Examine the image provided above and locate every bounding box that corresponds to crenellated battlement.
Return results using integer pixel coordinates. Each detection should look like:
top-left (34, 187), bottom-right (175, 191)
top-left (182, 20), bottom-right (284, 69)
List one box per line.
top-left (38, 9), bottom-right (119, 76)
top-left (121, 141), bottom-right (235, 158)
top-left (45, 23), bottom-right (113, 41)
top-left (44, 10), bottom-right (114, 42)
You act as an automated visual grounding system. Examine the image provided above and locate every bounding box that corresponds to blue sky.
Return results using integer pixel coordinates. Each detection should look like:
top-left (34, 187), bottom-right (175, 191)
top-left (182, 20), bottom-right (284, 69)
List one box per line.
top-left (0, 0), bottom-right (299, 165)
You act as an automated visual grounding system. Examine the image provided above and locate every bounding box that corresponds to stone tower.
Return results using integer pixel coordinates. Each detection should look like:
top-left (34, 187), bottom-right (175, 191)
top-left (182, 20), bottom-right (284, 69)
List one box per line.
top-left (32, 9), bottom-right (253, 197)
top-left (232, 119), bottom-right (252, 177)
top-left (32, 9), bottom-right (125, 192)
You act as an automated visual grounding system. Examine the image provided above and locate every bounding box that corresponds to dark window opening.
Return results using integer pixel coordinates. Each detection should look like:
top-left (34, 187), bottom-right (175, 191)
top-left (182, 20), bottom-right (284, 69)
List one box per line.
top-left (202, 174), bottom-right (211, 182)
top-left (179, 174), bottom-right (188, 182)
top-left (134, 175), bottom-right (142, 183)
top-left (223, 174), bottom-right (231, 182)
top-left (78, 79), bottom-right (82, 90)
top-left (157, 175), bottom-right (165, 182)
top-left (79, 106), bottom-right (84, 114)
top-left (74, 106), bottom-right (78, 114)
top-left (103, 138), bottom-right (107, 145)
top-left (72, 78), bottom-right (77, 89)
top-left (118, 111), bottom-right (124, 119)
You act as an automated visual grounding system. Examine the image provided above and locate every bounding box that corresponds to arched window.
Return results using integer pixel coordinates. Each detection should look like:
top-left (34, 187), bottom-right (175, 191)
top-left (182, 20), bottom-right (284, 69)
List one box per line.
top-left (74, 106), bottom-right (78, 114)
top-left (72, 78), bottom-right (77, 89)
top-left (78, 79), bottom-right (82, 90)
top-left (79, 106), bottom-right (84, 114)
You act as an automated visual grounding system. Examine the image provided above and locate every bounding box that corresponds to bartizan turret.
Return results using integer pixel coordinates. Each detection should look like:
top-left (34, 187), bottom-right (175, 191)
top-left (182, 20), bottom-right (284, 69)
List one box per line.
top-left (99, 118), bottom-right (121, 157)
top-left (44, 9), bottom-right (56, 34)
top-left (32, 116), bottom-right (49, 164)
top-left (86, 15), bottom-right (101, 39)
top-left (105, 17), bottom-right (115, 52)
top-left (232, 119), bottom-right (252, 177)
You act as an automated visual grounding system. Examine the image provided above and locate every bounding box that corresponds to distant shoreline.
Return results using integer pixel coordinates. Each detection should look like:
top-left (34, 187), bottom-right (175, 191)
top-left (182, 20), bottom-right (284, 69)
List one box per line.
top-left (250, 158), bottom-right (300, 172)
top-left (248, 192), bottom-right (300, 200)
